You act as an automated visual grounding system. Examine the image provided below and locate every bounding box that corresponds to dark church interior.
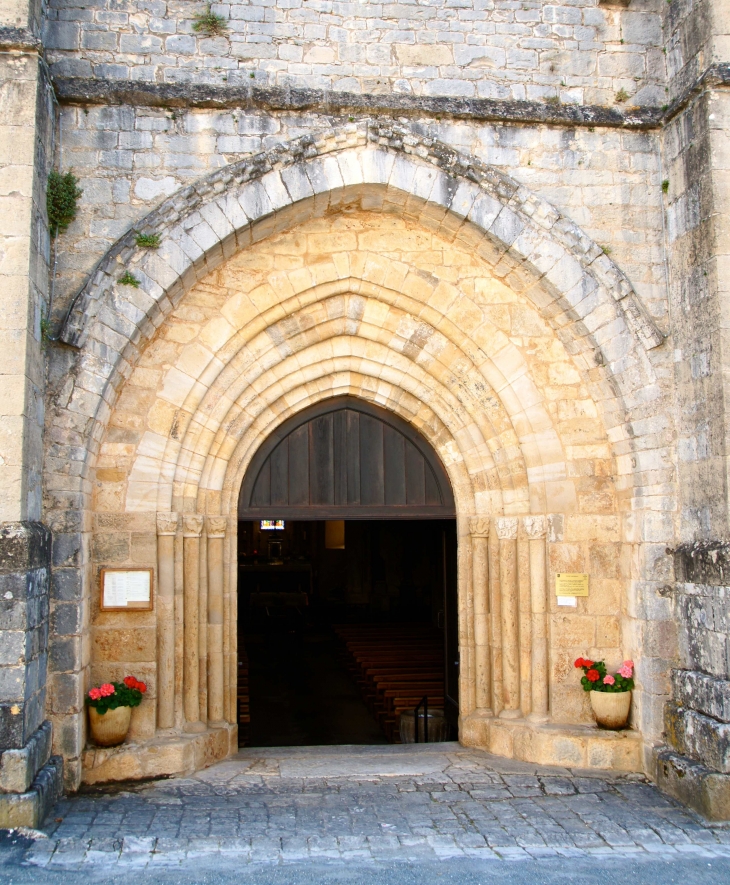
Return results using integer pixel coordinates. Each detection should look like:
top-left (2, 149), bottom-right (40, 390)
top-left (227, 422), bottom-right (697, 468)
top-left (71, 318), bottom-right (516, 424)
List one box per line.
top-left (237, 518), bottom-right (457, 747)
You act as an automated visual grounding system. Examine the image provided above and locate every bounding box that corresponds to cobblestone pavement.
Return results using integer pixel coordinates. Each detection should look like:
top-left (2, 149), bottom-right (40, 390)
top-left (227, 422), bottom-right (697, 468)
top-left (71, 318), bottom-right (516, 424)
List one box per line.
top-left (16, 744), bottom-right (730, 871)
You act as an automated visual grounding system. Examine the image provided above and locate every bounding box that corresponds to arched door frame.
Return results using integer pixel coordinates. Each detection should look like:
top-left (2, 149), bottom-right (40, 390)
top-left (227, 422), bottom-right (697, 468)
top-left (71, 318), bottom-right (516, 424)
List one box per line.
top-left (238, 395), bottom-right (456, 520)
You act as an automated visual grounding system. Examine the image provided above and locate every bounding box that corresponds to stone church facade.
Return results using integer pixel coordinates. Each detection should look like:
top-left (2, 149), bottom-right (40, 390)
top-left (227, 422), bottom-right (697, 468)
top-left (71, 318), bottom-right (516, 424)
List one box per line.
top-left (0, 0), bottom-right (729, 824)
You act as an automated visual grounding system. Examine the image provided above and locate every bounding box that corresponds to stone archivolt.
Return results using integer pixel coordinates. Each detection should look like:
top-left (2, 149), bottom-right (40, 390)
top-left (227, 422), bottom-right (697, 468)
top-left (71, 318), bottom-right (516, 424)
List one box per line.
top-left (48, 126), bottom-right (665, 786)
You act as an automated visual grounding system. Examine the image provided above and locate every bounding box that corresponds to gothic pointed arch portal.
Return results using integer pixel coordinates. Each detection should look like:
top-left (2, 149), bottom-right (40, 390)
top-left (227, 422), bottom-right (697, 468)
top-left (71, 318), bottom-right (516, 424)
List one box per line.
top-left (48, 123), bottom-right (659, 787)
top-left (236, 395), bottom-right (460, 739)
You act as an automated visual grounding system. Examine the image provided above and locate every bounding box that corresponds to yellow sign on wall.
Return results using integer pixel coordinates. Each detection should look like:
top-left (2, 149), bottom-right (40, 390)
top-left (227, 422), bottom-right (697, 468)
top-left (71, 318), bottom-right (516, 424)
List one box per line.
top-left (555, 573), bottom-right (589, 597)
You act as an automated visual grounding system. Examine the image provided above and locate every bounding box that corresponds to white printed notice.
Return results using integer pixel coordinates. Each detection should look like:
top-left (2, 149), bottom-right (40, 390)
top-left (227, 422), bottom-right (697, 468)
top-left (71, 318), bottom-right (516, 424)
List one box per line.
top-left (102, 570), bottom-right (152, 609)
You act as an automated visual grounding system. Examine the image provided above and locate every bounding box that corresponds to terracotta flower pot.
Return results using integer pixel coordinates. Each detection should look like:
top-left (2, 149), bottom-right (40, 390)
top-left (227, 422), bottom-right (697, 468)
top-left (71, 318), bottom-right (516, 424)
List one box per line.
top-left (590, 690), bottom-right (631, 729)
top-left (88, 705), bottom-right (131, 747)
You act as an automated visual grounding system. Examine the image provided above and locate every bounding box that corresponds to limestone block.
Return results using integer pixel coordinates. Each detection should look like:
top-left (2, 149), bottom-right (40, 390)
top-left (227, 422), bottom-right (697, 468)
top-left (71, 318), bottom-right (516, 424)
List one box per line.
top-left (0, 756), bottom-right (63, 829)
top-left (665, 703), bottom-right (730, 773)
top-left (672, 670), bottom-right (730, 723)
top-left (81, 726), bottom-right (234, 785)
top-left (0, 720), bottom-right (52, 793)
top-left (655, 748), bottom-right (730, 822)
top-left (92, 627), bottom-right (156, 663)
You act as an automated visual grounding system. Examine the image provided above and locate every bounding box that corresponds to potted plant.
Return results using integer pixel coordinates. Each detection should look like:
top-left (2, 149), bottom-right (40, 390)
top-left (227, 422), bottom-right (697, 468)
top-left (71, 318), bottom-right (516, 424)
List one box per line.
top-left (574, 657), bottom-right (634, 729)
top-left (86, 676), bottom-right (147, 747)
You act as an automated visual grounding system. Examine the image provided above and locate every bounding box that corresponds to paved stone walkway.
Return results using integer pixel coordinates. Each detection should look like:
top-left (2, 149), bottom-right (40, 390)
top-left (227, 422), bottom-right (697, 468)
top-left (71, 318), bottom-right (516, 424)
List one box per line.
top-left (20, 744), bottom-right (730, 869)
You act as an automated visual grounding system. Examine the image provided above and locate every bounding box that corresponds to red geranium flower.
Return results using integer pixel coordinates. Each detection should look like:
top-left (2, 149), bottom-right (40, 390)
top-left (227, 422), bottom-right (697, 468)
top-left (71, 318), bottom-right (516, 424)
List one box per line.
top-left (586, 669), bottom-right (600, 682)
top-left (574, 658), bottom-right (585, 668)
top-left (123, 675), bottom-right (147, 693)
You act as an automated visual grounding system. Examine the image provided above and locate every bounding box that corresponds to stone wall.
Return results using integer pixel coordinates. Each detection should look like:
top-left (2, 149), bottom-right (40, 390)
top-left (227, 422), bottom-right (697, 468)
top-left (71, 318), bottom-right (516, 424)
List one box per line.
top-left (0, 51), bottom-right (53, 523)
top-left (45, 107), bottom-right (667, 333)
top-left (43, 0), bottom-right (666, 104)
top-left (654, 544), bottom-right (730, 819)
top-left (0, 0), bottom-right (65, 821)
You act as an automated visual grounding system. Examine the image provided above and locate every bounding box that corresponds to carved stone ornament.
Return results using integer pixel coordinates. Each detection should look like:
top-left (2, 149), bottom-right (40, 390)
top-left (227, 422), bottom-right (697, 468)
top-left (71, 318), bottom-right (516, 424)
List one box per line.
top-left (495, 517), bottom-right (518, 541)
top-left (469, 517), bottom-right (490, 538)
top-left (523, 516), bottom-right (547, 540)
top-left (156, 512), bottom-right (179, 536)
top-left (206, 516), bottom-right (227, 538)
top-left (182, 514), bottom-right (205, 537)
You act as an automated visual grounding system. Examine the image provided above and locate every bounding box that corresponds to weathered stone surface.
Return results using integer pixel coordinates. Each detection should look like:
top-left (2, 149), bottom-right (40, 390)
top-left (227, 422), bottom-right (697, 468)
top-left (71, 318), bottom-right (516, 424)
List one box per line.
top-left (665, 704), bottom-right (730, 774)
top-left (673, 583), bottom-right (730, 678)
top-left (24, 746), bottom-right (730, 867)
top-left (654, 747), bottom-right (730, 822)
top-left (672, 669), bottom-right (730, 723)
top-left (0, 720), bottom-right (52, 794)
top-left (81, 725), bottom-right (235, 785)
top-left (0, 755), bottom-right (62, 829)
top-left (0, 523), bottom-right (51, 752)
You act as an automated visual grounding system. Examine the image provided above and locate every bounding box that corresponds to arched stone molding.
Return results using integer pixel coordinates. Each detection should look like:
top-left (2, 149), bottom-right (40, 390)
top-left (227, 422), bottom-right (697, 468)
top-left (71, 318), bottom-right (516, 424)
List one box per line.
top-left (137, 273), bottom-right (571, 516)
top-left (47, 122), bottom-right (665, 787)
top-left (54, 122), bottom-right (664, 510)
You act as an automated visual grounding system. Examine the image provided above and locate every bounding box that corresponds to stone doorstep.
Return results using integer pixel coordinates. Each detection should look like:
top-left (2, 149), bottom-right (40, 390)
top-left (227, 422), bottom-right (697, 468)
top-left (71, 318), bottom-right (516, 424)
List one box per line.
top-left (461, 714), bottom-right (643, 772)
top-left (653, 747), bottom-right (730, 822)
top-left (81, 724), bottom-right (237, 786)
top-left (0, 756), bottom-right (63, 829)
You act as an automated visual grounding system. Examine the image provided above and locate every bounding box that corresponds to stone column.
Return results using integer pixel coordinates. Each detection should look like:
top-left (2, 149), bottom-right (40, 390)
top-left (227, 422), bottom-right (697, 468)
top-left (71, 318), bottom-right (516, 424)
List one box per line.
top-left (182, 515), bottom-right (205, 732)
top-left (496, 517), bottom-right (521, 718)
top-left (156, 512), bottom-right (179, 730)
top-left (488, 529), bottom-right (503, 716)
top-left (469, 517), bottom-right (491, 713)
top-left (524, 516), bottom-right (549, 722)
top-left (207, 516), bottom-right (227, 726)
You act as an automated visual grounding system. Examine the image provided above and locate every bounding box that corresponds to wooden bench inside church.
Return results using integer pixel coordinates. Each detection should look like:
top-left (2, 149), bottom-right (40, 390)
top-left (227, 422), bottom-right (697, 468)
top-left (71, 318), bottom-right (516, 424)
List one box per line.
top-left (334, 624), bottom-right (445, 742)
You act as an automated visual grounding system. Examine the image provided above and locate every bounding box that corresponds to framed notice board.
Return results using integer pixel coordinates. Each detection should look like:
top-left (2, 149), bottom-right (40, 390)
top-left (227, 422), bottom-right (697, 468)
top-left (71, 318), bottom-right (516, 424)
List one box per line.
top-left (100, 568), bottom-right (154, 612)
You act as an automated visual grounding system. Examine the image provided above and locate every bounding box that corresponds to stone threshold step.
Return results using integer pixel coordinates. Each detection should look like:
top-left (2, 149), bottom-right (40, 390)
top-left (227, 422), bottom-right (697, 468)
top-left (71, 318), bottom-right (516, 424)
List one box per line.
top-left (81, 725), bottom-right (237, 786)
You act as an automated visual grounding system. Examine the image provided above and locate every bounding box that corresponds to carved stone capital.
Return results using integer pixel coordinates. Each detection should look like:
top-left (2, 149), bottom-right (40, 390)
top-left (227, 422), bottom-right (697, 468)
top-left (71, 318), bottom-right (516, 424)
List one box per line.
top-left (469, 517), bottom-right (490, 538)
top-left (523, 516), bottom-right (547, 540)
top-left (206, 516), bottom-right (228, 538)
top-left (182, 514), bottom-right (205, 538)
top-left (495, 517), bottom-right (518, 541)
top-left (156, 512), bottom-right (179, 536)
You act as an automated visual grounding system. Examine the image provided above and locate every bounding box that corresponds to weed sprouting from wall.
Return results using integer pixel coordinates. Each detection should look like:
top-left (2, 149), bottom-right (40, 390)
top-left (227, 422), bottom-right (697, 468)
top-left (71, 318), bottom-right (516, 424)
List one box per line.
top-left (47, 171), bottom-right (83, 237)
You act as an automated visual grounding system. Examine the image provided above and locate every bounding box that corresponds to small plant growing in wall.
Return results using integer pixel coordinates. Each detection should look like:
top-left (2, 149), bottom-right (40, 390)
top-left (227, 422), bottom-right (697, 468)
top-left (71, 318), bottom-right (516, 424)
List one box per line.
top-left (135, 232), bottom-right (161, 249)
top-left (118, 271), bottom-right (141, 288)
top-left (615, 88), bottom-right (629, 103)
top-left (47, 170), bottom-right (83, 237)
top-left (192, 4), bottom-right (229, 37)
top-left (40, 315), bottom-right (52, 343)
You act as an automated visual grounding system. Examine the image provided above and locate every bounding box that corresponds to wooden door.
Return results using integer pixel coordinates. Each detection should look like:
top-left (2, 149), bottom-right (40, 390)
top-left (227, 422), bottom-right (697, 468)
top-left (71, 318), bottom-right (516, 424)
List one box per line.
top-left (239, 397), bottom-right (456, 520)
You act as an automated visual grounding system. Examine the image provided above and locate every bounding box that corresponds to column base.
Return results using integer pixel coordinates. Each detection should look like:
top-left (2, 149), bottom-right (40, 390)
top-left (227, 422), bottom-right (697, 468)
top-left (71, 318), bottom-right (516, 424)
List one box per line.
top-left (183, 721), bottom-right (207, 734)
top-left (0, 756), bottom-right (63, 829)
top-left (498, 709), bottom-right (522, 720)
top-left (527, 712), bottom-right (550, 724)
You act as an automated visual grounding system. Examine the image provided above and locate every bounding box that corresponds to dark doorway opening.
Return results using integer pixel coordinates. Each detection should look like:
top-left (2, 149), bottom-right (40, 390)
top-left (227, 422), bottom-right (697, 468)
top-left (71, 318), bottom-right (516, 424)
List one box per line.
top-left (237, 518), bottom-right (457, 747)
